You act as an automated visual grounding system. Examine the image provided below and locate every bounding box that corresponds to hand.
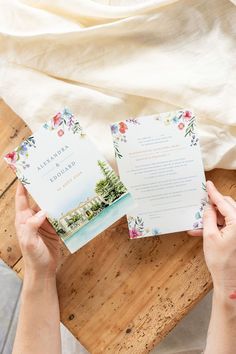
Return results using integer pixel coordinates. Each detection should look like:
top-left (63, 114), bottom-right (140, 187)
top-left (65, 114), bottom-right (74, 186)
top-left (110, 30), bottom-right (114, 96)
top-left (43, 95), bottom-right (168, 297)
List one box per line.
top-left (15, 181), bottom-right (60, 278)
top-left (188, 181), bottom-right (236, 298)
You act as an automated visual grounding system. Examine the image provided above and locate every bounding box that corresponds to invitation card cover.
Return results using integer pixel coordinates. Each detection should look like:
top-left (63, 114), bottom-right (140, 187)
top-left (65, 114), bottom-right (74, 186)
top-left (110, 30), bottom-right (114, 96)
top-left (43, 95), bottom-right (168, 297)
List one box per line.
top-left (111, 110), bottom-right (207, 239)
top-left (4, 108), bottom-right (133, 253)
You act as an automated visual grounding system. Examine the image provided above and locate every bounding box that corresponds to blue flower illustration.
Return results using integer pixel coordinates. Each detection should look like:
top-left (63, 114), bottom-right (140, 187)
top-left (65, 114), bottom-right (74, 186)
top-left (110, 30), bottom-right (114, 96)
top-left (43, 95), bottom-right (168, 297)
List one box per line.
top-left (19, 143), bottom-right (28, 156)
top-left (62, 107), bottom-right (73, 119)
top-left (152, 227), bottom-right (160, 235)
top-left (195, 211), bottom-right (201, 220)
top-left (172, 116), bottom-right (179, 124)
top-left (111, 124), bottom-right (118, 134)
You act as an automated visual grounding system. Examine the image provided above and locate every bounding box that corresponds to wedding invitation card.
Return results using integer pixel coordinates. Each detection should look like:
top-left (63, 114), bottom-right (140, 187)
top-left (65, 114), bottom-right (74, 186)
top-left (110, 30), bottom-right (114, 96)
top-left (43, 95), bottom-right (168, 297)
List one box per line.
top-left (4, 108), bottom-right (133, 253)
top-left (111, 110), bottom-right (207, 239)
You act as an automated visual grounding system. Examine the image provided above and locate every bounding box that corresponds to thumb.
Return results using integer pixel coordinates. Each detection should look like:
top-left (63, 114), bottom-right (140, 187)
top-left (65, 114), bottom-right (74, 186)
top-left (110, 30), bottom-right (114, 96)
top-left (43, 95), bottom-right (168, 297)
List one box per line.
top-left (27, 210), bottom-right (47, 231)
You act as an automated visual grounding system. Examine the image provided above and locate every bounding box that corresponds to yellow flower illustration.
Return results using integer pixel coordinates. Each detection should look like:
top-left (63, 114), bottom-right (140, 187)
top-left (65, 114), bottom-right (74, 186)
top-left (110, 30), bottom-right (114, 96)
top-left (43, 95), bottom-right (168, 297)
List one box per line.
top-left (164, 117), bottom-right (171, 125)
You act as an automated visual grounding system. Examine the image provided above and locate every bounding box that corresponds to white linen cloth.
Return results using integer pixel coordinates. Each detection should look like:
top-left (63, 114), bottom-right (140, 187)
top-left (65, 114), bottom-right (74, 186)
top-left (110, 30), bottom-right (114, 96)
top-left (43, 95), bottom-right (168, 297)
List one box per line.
top-left (0, 0), bottom-right (236, 171)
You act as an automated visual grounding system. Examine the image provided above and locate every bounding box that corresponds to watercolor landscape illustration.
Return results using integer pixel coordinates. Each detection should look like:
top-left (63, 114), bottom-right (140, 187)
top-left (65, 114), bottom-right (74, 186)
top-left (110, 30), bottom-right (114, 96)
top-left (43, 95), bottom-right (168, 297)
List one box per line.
top-left (48, 159), bottom-right (129, 242)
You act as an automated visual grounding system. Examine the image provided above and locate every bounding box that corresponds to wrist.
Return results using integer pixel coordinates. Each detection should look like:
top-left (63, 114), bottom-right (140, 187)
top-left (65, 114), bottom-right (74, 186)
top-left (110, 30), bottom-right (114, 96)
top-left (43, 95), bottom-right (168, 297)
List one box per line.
top-left (213, 286), bottom-right (236, 315)
top-left (24, 266), bottom-right (56, 280)
top-left (23, 269), bottom-right (57, 295)
top-left (23, 259), bottom-right (57, 280)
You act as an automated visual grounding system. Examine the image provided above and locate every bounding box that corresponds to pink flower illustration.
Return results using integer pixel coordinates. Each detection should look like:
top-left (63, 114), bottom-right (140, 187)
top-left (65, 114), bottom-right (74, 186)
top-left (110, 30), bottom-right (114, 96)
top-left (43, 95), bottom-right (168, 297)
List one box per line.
top-left (53, 112), bottom-right (62, 127)
top-left (119, 122), bottom-right (128, 134)
top-left (178, 122), bottom-right (185, 130)
top-left (183, 111), bottom-right (192, 120)
top-left (129, 227), bottom-right (141, 239)
top-left (5, 151), bottom-right (17, 164)
top-left (57, 129), bottom-right (64, 137)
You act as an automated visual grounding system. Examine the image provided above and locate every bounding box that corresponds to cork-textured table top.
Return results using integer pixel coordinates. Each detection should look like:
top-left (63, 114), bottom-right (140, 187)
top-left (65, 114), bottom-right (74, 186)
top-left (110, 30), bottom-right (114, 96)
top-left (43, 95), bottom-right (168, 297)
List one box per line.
top-left (1, 100), bottom-right (236, 353)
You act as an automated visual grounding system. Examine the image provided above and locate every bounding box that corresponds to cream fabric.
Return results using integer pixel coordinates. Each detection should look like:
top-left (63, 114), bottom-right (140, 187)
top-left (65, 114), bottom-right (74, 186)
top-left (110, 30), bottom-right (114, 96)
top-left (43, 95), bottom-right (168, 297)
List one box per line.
top-left (0, 0), bottom-right (236, 172)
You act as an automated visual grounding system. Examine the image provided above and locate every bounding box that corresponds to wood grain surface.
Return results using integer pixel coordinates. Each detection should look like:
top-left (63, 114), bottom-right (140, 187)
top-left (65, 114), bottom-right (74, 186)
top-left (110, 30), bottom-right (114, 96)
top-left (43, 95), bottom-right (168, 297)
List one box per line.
top-left (0, 100), bottom-right (236, 353)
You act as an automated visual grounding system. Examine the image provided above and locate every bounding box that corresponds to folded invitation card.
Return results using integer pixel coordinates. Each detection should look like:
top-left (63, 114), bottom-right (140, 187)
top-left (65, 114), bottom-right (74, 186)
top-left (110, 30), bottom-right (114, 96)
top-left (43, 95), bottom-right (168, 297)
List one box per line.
top-left (111, 110), bottom-right (207, 239)
top-left (4, 108), bottom-right (133, 253)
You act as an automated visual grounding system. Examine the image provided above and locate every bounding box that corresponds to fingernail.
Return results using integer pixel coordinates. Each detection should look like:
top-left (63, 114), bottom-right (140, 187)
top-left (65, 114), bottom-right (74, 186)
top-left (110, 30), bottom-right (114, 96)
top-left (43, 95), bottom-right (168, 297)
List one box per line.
top-left (36, 210), bottom-right (47, 219)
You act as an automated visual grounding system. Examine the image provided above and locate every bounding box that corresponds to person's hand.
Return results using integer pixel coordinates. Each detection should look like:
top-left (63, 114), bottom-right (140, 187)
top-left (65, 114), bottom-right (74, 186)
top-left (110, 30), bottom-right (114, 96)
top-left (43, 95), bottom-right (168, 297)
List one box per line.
top-left (188, 180), bottom-right (236, 299)
top-left (15, 181), bottom-right (60, 278)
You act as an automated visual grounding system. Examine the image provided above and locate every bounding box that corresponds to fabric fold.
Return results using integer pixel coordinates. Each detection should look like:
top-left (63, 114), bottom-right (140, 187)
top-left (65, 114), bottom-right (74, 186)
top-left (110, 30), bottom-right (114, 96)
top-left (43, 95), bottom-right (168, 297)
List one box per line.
top-left (0, 0), bottom-right (235, 170)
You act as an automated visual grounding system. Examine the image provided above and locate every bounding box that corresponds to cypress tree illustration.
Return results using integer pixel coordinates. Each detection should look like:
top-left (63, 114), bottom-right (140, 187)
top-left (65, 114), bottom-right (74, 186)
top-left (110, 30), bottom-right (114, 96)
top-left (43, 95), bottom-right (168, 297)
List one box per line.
top-left (95, 160), bottom-right (127, 203)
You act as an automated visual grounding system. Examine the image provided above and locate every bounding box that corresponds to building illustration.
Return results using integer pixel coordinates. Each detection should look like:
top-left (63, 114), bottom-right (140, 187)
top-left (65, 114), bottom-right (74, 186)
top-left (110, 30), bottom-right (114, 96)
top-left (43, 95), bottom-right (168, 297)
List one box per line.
top-left (58, 195), bottom-right (105, 239)
top-left (49, 160), bottom-right (128, 241)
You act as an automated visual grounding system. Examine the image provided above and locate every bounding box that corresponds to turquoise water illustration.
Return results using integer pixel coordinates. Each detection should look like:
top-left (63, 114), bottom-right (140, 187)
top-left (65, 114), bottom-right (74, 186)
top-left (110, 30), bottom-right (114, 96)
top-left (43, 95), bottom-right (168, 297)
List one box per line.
top-left (64, 192), bottom-right (133, 252)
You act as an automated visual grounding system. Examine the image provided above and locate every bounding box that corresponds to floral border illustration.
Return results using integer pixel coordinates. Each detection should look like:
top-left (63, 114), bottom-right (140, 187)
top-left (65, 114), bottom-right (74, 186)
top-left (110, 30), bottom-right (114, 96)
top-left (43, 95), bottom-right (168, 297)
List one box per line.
top-left (43, 108), bottom-right (84, 137)
top-left (4, 136), bottom-right (36, 185)
top-left (155, 110), bottom-right (199, 147)
top-left (127, 215), bottom-right (160, 239)
top-left (4, 108), bottom-right (84, 185)
top-left (111, 110), bottom-right (199, 160)
top-left (193, 182), bottom-right (208, 229)
top-left (111, 119), bottom-right (140, 159)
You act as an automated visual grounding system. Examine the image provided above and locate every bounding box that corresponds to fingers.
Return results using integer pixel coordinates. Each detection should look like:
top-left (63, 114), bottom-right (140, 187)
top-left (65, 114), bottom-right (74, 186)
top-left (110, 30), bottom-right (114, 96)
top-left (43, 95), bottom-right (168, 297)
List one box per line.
top-left (224, 196), bottom-right (236, 208)
top-left (206, 181), bottom-right (236, 219)
top-left (187, 229), bottom-right (203, 237)
top-left (216, 209), bottom-right (224, 227)
top-left (26, 210), bottom-right (47, 232)
top-left (203, 201), bottom-right (219, 238)
top-left (32, 204), bottom-right (40, 213)
top-left (15, 181), bottom-right (29, 213)
top-left (39, 218), bottom-right (57, 236)
top-left (188, 182), bottom-right (235, 238)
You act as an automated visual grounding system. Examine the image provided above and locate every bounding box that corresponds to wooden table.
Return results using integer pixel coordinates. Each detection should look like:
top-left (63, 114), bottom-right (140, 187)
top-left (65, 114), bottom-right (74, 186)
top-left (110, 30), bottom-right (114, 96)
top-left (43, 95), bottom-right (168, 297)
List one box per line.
top-left (0, 100), bottom-right (236, 353)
